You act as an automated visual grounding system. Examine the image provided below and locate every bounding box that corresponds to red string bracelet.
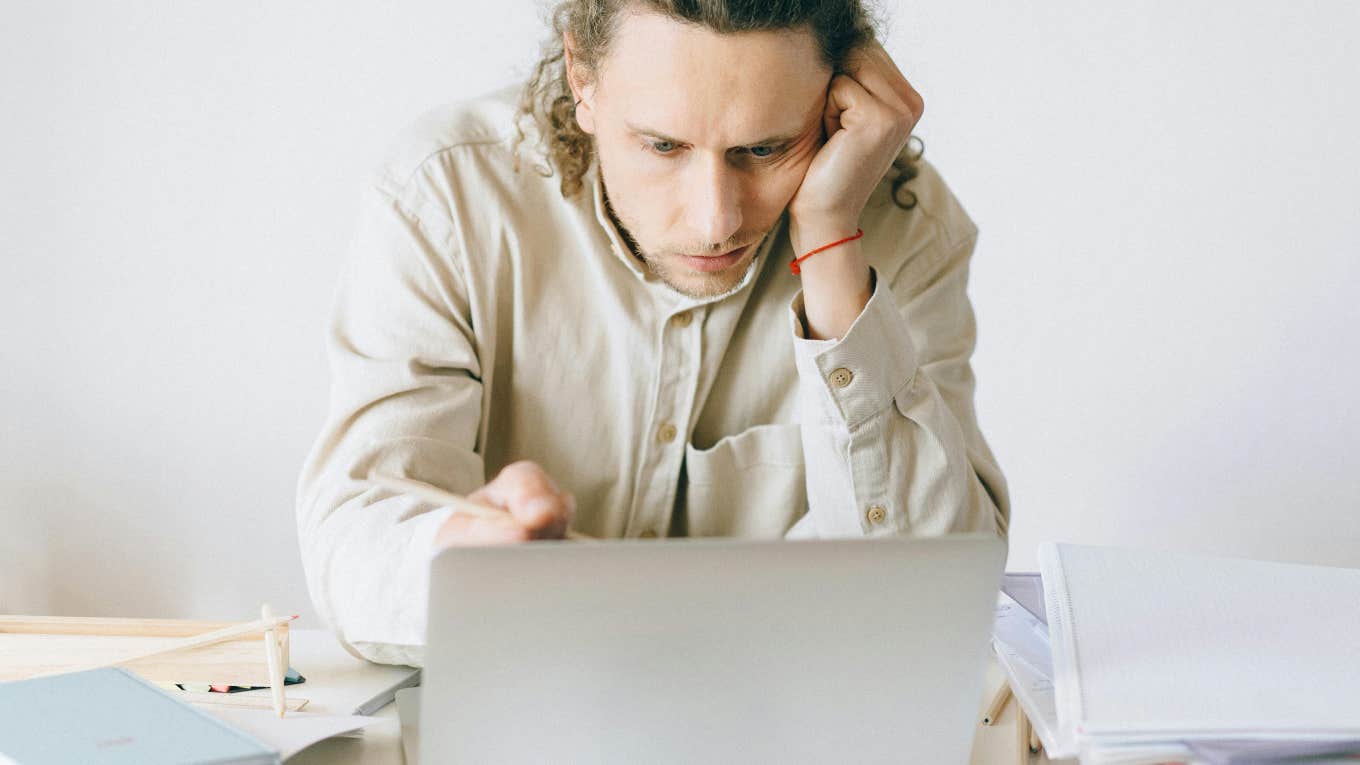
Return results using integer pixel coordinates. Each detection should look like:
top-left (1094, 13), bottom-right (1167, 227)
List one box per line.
top-left (789, 228), bottom-right (864, 275)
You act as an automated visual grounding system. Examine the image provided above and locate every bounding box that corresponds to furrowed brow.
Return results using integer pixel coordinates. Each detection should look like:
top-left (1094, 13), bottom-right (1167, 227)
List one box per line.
top-left (626, 121), bottom-right (802, 147)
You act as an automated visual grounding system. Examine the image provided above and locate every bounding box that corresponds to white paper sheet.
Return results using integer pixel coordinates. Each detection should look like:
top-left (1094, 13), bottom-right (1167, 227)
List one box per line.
top-left (1187, 737), bottom-right (1360, 764)
top-left (1001, 572), bottom-right (1048, 624)
top-left (203, 707), bottom-right (378, 760)
top-left (992, 594), bottom-right (1054, 678)
top-left (993, 592), bottom-right (1073, 758)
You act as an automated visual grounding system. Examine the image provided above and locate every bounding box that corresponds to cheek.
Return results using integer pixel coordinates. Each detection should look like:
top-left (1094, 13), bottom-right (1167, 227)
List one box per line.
top-left (597, 141), bottom-right (674, 216)
top-left (598, 142), bottom-right (656, 205)
top-left (755, 169), bottom-right (802, 210)
top-left (598, 161), bottom-right (664, 241)
top-left (762, 150), bottom-right (819, 205)
top-left (785, 132), bottom-right (823, 170)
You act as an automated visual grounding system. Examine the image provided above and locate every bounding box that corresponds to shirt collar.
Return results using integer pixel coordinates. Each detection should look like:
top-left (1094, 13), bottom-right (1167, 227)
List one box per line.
top-left (588, 156), bottom-right (655, 283)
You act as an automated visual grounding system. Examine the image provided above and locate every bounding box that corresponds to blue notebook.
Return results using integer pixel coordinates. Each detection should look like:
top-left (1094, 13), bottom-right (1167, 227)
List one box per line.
top-left (0, 667), bottom-right (279, 765)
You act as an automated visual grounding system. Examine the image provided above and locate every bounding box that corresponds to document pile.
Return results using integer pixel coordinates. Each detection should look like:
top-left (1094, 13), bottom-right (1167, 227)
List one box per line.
top-left (992, 543), bottom-right (1360, 764)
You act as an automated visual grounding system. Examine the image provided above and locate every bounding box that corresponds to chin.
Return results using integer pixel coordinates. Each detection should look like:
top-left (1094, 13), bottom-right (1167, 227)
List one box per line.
top-left (654, 251), bottom-right (757, 299)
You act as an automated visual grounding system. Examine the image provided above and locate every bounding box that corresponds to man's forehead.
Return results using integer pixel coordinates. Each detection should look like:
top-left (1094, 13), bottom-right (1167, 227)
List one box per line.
top-left (596, 9), bottom-right (831, 145)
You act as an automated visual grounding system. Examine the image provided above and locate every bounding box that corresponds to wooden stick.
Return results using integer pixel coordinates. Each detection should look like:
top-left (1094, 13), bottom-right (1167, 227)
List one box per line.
top-left (0, 616), bottom-right (247, 637)
top-left (41, 613), bottom-right (297, 677)
top-left (367, 472), bottom-right (596, 541)
top-left (1029, 727), bottom-right (1041, 755)
top-left (1017, 708), bottom-right (1032, 764)
top-left (982, 681), bottom-right (1012, 725)
top-left (261, 604), bottom-right (287, 718)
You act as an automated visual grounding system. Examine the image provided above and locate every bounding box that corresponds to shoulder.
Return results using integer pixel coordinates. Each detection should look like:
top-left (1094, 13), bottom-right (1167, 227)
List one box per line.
top-left (859, 149), bottom-right (980, 292)
top-left (363, 82), bottom-right (554, 213)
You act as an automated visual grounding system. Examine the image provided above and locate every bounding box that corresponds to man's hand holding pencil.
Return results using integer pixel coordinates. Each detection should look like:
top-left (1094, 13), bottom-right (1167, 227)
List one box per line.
top-left (368, 462), bottom-right (586, 548)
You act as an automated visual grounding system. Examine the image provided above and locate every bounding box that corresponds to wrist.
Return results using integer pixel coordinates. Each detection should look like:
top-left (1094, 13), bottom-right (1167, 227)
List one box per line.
top-left (788, 215), bottom-right (858, 253)
top-left (788, 218), bottom-right (872, 341)
top-left (788, 216), bottom-right (870, 284)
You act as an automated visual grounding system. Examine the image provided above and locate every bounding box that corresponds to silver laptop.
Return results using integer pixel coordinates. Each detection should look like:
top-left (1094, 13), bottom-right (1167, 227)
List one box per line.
top-left (418, 533), bottom-right (1006, 764)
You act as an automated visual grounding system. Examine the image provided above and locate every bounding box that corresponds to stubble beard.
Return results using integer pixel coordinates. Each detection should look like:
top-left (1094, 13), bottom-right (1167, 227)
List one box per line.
top-left (599, 172), bottom-right (759, 301)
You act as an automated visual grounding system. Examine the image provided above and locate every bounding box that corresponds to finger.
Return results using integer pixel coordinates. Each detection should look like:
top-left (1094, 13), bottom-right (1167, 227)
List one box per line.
top-left (826, 73), bottom-right (877, 131)
top-left (845, 54), bottom-right (910, 117)
top-left (473, 460), bottom-right (558, 509)
top-left (845, 41), bottom-right (922, 124)
top-left (515, 493), bottom-right (571, 538)
top-left (471, 461), bottom-right (571, 537)
top-left (822, 80), bottom-right (842, 140)
top-left (865, 40), bottom-right (923, 118)
top-left (530, 490), bottom-right (575, 540)
top-left (464, 488), bottom-right (564, 535)
top-left (828, 70), bottom-right (916, 155)
top-left (434, 512), bottom-right (532, 548)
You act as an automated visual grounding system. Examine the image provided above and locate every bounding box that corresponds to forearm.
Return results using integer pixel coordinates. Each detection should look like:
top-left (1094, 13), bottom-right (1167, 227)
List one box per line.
top-left (298, 484), bottom-right (451, 666)
top-left (297, 432), bottom-right (483, 666)
top-left (788, 218), bottom-right (872, 341)
top-left (784, 262), bottom-right (1008, 539)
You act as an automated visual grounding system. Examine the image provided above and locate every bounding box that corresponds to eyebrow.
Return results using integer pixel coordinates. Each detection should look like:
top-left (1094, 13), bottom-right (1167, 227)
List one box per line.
top-left (625, 121), bottom-right (804, 148)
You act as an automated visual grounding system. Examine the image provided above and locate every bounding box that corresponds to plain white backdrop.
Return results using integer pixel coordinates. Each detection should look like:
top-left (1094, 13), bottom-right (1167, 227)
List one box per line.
top-left (2, 1), bottom-right (1356, 624)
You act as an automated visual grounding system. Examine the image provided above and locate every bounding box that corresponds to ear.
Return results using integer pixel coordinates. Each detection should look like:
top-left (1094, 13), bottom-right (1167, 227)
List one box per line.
top-left (563, 30), bottom-right (597, 135)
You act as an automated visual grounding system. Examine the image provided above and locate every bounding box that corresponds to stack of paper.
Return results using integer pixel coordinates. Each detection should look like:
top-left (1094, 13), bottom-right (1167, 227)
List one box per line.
top-left (991, 543), bottom-right (1360, 764)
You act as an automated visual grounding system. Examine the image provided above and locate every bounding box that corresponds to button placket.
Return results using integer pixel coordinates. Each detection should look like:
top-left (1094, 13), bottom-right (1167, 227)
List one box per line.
top-left (657, 422), bottom-right (678, 443)
top-left (631, 304), bottom-right (702, 537)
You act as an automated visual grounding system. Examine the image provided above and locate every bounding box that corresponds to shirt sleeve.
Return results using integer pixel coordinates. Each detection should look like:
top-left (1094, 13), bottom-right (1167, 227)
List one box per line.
top-left (783, 233), bottom-right (1010, 540)
top-left (294, 180), bottom-right (484, 667)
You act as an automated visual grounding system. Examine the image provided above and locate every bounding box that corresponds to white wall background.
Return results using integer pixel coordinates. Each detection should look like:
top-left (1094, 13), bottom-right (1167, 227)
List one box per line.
top-left (2, 1), bottom-right (1356, 625)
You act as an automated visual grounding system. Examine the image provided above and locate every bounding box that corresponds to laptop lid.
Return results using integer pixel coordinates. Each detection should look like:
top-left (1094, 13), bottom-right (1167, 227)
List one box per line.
top-left (420, 533), bottom-right (1006, 764)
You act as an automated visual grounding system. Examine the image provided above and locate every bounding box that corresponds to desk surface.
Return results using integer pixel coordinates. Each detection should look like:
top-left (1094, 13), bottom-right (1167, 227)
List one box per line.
top-left (266, 629), bottom-right (1073, 764)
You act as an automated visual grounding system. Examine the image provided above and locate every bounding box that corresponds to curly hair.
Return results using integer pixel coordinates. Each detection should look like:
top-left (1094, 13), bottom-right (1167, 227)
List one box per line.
top-left (512, 0), bottom-right (924, 211)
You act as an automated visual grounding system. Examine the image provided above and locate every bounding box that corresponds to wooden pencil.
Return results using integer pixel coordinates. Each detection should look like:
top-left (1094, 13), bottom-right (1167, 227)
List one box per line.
top-left (42, 613), bottom-right (297, 678)
top-left (983, 681), bottom-right (1012, 725)
top-left (260, 604), bottom-right (287, 718)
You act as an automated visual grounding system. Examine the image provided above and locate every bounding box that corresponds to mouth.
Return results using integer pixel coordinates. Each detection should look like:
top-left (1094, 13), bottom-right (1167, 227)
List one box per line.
top-left (677, 244), bottom-right (750, 274)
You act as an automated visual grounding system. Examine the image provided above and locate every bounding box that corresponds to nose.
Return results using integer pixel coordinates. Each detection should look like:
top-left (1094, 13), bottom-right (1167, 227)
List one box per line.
top-left (684, 155), bottom-right (743, 252)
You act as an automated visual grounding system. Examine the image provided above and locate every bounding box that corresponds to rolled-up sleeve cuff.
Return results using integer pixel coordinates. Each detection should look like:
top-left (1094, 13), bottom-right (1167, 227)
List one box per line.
top-left (328, 499), bottom-right (455, 651)
top-left (788, 267), bottom-right (919, 431)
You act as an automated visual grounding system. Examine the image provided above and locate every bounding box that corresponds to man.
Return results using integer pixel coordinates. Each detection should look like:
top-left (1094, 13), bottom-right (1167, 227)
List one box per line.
top-left (296, 0), bottom-right (1009, 667)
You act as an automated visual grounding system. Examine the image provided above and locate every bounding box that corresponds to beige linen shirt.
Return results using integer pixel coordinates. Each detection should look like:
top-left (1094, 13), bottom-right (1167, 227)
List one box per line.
top-left (296, 83), bottom-right (1009, 666)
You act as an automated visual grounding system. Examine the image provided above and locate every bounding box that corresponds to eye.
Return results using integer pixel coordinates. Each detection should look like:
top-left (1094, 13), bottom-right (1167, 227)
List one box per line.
top-left (749, 145), bottom-right (776, 158)
top-left (648, 140), bottom-right (679, 155)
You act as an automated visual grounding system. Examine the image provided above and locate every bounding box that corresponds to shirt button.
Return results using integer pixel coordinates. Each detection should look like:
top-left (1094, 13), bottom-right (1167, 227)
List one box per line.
top-left (671, 311), bottom-right (693, 328)
top-left (640, 530), bottom-right (658, 538)
top-left (657, 422), bottom-right (678, 443)
top-left (866, 505), bottom-right (887, 524)
top-left (829, 367), bottom-right (854, 388)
